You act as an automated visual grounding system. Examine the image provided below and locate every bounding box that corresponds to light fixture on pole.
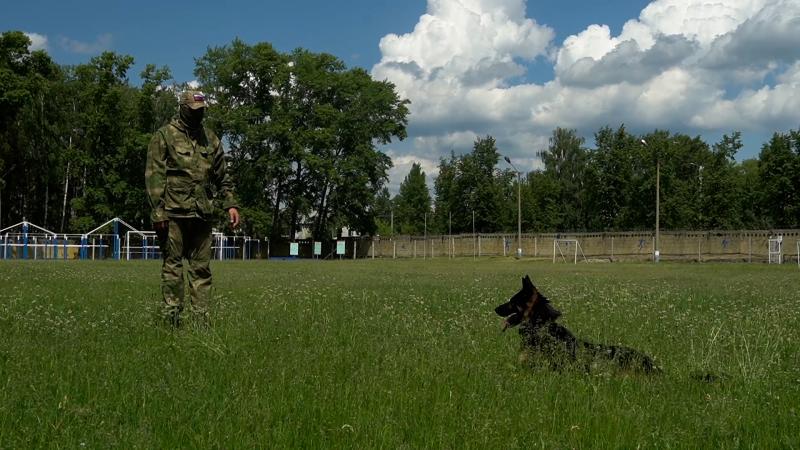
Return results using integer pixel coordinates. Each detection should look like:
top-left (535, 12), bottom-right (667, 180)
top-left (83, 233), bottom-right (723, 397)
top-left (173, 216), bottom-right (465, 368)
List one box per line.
top-left (641, 139), bottom-right (659, 262)
top-left (503, 155), bottom-right (522, 258)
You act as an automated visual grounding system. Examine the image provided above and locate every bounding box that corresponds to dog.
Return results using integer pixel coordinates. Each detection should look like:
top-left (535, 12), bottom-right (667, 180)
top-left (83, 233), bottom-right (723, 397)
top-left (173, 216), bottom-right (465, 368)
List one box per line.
top-left (495, 275), bottom-right (660, 374)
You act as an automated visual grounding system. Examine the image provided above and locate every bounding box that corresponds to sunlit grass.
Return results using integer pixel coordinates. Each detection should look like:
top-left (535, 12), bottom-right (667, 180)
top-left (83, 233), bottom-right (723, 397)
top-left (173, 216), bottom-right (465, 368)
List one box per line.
top-left (0, 259), bottom-right (798, 447)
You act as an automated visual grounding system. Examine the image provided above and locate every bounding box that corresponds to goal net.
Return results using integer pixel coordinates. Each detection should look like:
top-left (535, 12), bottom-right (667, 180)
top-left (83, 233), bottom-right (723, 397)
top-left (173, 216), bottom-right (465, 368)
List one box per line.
top-left (768, 236), bottom-right (782, 264)
top-left (553, 239), bottom-right (587, 264)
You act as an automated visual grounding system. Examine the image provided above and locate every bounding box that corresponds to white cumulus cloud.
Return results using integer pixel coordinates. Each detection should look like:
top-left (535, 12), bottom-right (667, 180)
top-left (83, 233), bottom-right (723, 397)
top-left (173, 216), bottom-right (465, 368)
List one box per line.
top-left (24, 32), bottom-right (48, 51)
top-left (373, 0), bottom-right (800, 192)
top-left (374, 0), bottom-right (554, 90)
top-left (58, 33), bottom-right (113, 54)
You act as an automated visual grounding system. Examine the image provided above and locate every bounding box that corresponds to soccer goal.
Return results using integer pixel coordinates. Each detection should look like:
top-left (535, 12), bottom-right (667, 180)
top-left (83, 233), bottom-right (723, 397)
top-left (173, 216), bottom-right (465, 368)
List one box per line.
top-left (553, 239), bottom-right (587, 264)
top-left (768, 235), bottom-right (782, 264)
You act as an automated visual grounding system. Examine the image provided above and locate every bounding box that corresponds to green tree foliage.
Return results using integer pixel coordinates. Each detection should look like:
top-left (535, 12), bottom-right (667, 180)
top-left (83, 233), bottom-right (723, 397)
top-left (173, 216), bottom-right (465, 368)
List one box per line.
top-left (67, 52), bottom-right (140, 231)
top-left (436, 127), bottom-right (797, 234)
top-left (0, 31), bottom-right (180, 233)
top-left (737, 158), bottom-right (762, 228)
top-left (194, 39), bottom-right (409, 240)
top-left (0, 31), bottom-right (61, 229)
top-left (393, 163), bottom-right (431, 235)
top-left (584, 125), bottom-right (640, 230)
top-left (372, 187), bottom-right (393, 236)
top-left (536, 128), bottom-right (589, 231)
top-left (758, 131), bottom-right (800, 228)
top-left (431, 136), bottom-right (505, 234)
top-left (432, 152), bottom-right (456, 234)
top-left (704, 132), bottom-right (744, 229)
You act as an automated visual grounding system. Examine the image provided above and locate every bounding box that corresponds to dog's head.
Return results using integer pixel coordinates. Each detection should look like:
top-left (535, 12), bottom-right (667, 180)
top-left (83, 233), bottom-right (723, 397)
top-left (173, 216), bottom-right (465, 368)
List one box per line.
top-left (495, 275), bottom-right (561, 331)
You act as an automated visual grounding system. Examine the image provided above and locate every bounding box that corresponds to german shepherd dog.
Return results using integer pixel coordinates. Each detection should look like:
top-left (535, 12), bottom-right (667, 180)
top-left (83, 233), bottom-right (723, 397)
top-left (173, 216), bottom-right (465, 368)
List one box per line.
top-left (495, 275), bottom-right (660, 374)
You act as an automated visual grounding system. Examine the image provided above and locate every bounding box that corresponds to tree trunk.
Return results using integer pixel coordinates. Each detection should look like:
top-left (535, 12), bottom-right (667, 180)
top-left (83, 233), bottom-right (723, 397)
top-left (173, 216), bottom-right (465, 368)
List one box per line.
top-left (314, 180), bottom-right (329, 239)
top-left (41, 93), bottom-right (47, 227)
top-left (61, 160), bottom-right (70, 233)
top-left (271, 182), bottom-right (284, 240)
top-left (44, 183), bottom-right (49, 227)
top-left (288, 162), bottom-right (303, 239)
top-left (22, 164), bottom-right (28, 221)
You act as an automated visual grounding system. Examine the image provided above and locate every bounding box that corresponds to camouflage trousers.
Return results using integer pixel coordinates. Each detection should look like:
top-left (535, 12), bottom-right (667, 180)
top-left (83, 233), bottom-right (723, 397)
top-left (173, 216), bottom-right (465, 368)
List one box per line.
top-left (157, 218), bottom-right (213, 323)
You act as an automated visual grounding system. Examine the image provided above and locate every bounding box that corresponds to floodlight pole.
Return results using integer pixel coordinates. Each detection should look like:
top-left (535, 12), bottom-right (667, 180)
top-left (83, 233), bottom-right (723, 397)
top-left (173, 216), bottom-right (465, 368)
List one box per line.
top-left (449, 211), bottom-right (452, 259)
top-left (424, 212), bottom-right (427, 259)
top-left (642, 139), bottom-right (659, 262)
top-left (656, 157), bottom-right (660, 261)
top-left (503, 156), bottom-right (522, 257)
top-left (689, 162), bottom-right (704, 224)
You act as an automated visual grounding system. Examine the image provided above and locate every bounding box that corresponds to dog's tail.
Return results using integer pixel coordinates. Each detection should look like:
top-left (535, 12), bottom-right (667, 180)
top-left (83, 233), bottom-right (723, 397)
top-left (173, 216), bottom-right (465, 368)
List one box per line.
top-left (689, 369), bottom-right (730, 383)
top-left (583, 342), bottom-right (662, 374)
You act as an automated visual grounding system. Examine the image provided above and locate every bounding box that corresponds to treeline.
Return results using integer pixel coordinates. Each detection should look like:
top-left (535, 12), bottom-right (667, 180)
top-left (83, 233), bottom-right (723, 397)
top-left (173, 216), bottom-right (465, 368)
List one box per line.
top-left (1, 31), bottom-right (184, 234)
top-left (386, 127), bottom-right (800, 235)
top-left (2, 30), bottom-right (798, 239)
top-left (0, 31), bottom-right (409, 239)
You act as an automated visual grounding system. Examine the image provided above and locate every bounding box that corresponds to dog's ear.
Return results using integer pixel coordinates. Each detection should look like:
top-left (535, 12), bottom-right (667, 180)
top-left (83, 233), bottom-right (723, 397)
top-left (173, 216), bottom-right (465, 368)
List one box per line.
top-left (525, 275), bottom-right (539, 291)
top-left (522, 275), bottom-right (534, 294)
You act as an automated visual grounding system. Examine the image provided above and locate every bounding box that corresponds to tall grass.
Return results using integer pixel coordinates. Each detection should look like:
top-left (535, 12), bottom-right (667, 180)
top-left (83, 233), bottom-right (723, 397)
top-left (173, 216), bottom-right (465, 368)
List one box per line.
top-left (0, 259), bottom-right (798, 448)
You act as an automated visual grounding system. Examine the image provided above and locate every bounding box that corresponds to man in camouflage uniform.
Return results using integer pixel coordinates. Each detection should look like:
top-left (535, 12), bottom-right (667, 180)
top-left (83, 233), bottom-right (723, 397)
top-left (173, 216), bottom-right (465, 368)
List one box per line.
top-left (145, 90), bottom-right (239, 327)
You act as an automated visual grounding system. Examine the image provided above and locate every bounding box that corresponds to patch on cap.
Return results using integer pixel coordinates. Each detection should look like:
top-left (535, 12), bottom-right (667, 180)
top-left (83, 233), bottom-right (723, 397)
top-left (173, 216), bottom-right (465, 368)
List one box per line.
top-left (180, 90), bottom-right (208, 109)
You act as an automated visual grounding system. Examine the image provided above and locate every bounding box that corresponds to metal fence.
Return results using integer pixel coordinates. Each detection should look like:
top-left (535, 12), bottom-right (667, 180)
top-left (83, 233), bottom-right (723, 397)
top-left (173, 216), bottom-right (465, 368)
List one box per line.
top-left (354, 230), bottom-right (800, 263)
top-left (0, 219), bottom-right (260, 261)
top-left (3, 220), bottom-right (798, 264)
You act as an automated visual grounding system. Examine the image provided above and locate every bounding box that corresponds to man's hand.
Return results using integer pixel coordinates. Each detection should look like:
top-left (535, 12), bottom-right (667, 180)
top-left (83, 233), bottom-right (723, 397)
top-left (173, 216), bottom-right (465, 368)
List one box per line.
top-left (154, 220), bottom-right (169, 245)
top-left (228, 208), bottom-right (240, 229)
top-left (154, 220), bottom-right (169, 233)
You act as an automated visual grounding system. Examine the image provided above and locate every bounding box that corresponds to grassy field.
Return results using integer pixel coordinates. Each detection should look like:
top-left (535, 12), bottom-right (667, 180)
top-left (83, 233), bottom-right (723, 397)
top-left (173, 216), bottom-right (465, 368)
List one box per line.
top-left (0, 259), bottom-right (798, 448)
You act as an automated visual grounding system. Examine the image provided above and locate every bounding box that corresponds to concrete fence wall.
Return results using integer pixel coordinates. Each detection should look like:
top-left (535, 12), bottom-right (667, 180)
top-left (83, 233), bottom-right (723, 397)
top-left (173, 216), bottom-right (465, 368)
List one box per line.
top-left (360, 229), bottom-right (800, 263)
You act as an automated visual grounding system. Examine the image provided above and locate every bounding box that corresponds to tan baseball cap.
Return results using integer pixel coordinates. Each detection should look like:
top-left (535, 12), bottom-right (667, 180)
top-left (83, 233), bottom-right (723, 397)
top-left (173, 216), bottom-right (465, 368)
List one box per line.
top-left (179, 90), bottom-right (207, 109)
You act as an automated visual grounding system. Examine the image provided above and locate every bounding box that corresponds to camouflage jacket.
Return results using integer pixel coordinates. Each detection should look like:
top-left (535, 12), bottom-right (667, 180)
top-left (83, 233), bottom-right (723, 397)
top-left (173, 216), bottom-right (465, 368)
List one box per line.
top-left (145, 117), bottom-right (238, 223)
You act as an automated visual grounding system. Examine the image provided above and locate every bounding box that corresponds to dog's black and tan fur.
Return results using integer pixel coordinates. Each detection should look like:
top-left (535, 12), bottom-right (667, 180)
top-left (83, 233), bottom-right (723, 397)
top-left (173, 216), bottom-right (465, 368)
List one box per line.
top-left (496, 275), bottom-right (659, 374)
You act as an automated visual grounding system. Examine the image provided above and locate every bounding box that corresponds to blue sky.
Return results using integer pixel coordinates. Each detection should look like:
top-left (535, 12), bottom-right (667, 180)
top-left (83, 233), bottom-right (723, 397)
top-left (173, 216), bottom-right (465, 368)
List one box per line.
top-left (4, 0), bottom-right (648, 82)
top-left (4, 0), bottom-right (800, 192)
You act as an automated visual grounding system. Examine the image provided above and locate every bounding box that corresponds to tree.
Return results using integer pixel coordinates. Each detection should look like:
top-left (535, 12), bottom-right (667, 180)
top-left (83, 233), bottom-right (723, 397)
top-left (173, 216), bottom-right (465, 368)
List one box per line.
top-left (195, 39), bottom-right (409, 240)
top-left (65, 52), bottom-right (146, 231)
top-left (394, 163), bottom-right (431, 235)
top-left (584, 125), bottom-right (639, 230)
top-left (537, 128), bottom-right (588, 231)
top-left (703, 132), bottom-right (744, 229)
top-left (432, 152), bottom-right (457, 234)
top-left (452, 136), bottom-right (505, 233)
top-left (758, 130), bottom-right (799, 228)
top-left (0, 31), bottom-right (61, 229)
top-left (737, 158), bottom-right (763, 228)
top-left (373, 187), bottom-right (393, 236)
top-left (430, 136), bottom-right (507, 234)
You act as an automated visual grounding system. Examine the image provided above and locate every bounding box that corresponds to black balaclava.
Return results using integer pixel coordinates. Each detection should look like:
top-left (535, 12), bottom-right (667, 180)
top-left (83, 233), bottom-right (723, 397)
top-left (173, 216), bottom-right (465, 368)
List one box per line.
top-left (179, 104), bottom-right (205, 131)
